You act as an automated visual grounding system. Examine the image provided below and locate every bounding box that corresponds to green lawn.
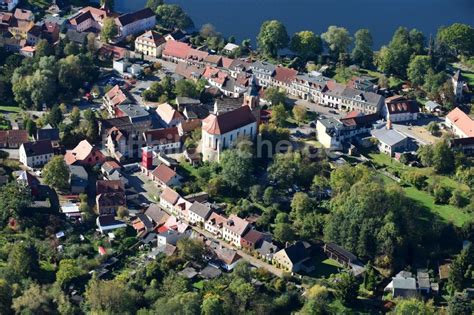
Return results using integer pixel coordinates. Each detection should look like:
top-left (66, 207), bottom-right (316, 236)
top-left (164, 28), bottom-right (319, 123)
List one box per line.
top-left (463, 72), bottom-right (474, 86)
top-left (306, 251), bottom-right (343, 279)
top-left (369, 152), bottom-right (472, 227)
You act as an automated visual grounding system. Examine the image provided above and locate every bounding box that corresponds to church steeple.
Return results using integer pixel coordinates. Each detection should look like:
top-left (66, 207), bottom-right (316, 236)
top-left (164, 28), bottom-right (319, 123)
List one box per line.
top-left (243, 76), bottom-right (261, 125)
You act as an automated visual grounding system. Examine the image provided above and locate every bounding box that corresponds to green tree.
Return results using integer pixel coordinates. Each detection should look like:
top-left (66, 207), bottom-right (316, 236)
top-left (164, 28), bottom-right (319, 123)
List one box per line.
top-left (155, 4), bottom-right (193, 30)
top-left (321, 26), bottom-right (352, 59)
top-left (220, 148), bottom-right (254, 190)
top-left (201, 295), bottom-right (224, 315)
top-left (257, 20), bottom-right (290, 57)
top-left (426, 121), bottom-right (441, 136)
top-left (48, 104), bottom-right (63, 127)
top-left (437, 23), bottom-right (474, 56)
top-left (407, 55), bottom-right (431, 86)
top-left (393, 298), bottom-right (435, 315)
top-left (175, 79), bottom-right (199, 98)
top-left (273, 222), bottom-right (295, 243)
top-left (25, 118), bottom-right (37, 137)
top-left (0, 279), bottom-right (12, 315)
top-left (290, 31), bottom-right (322, 61)
top-left (334, 272), bottom-right (359, 306)
top-left (264, 87), bottom-right (286, 106)
top-left (8, 242), bottom-right (39, 279)
top-left (35, 39), bottom-right (54, 58)
top-left (12, 283), bottom-right (55, 315)
top-left (292, 104), bottom-right (307, 123)
top-left (176, 238), bottom-right (204, 262)
top-left (85, 278), bottom-right (138, 314)
top-left (448, 294), bottom-right (472, 315)
top-left (101, 17), bottom-right (118, 43)
top-left (270, 103), bottom-right (288, 127)
top-left (43, 156), bottom-right (70, 191)
top-left (70, 106), bottom-right (81, 127)
top-left (0, 182), bottom-right (32, 224)
top-left (432, 140), bottom-right (455, 174)
top-left (56, 259), bottom-right (83, 289)
top-left (263, 186), bottom-right (275, 206)
top-left (351, 29), bottom-right (373, 68)
top-left (146, 0), bottom-right (163, 11)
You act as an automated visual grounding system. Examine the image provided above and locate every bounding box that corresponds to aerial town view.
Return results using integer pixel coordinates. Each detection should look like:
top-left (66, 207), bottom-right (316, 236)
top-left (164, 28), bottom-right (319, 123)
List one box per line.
top-left (0, 0), bottom-right (473, 313)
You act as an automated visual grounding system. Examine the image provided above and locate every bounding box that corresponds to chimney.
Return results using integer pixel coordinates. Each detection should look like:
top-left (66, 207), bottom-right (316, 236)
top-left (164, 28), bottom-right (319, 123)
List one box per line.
top-left (386, 119), bottom-right (392, 130)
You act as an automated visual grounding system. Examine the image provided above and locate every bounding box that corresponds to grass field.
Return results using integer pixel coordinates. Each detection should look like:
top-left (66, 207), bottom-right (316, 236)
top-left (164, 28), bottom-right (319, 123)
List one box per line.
top-left (463, 72), bottom-right (474, 86)
top-left (0, 106), bottom-right (21, 113)
top-left (369, 152), bottom-right (472, 227)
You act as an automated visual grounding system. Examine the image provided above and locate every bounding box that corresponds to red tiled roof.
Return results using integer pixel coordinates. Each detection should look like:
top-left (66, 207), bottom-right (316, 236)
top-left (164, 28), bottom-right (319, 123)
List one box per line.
top-left (96, 180), bottom-right (124, 194)
top-left (202, 106), bottom-right (256, 135)
top-left (152, 164), bottom-right (177, 184)
top-left (160, 187), bottom-right (180, 205)
top-left (7, 130), bottom-right (28, 144)
top-left (156, 103), bottom-right (184, 124)
top-left (224, 214), bottom-right (250, 236)
top-left (163, 40), bottom-right (192, 59)
top-left (385, 95), bottom-right (419, 114)
top-left (144, 127), bottom-right (180, 144)
top-left (274, 66), bottom-right (297, 84)
top-left (186, 48), bottom-right (209, 62)
top-left (446, 107), bottom-right (474, 137)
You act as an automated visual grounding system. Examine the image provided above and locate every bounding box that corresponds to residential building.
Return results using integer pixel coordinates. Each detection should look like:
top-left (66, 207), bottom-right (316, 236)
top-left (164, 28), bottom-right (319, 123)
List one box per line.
top-left (162, 40), bottom-right (192, 63)
top-left (257, 240), bottom-right (280, 262)
top-left (96, 215), bottom-right (127, 234)
top-left (424, 101), bottom-right (441, 113)
top-left (101, 160), bottom-right (121, 176)
top-left (64, 140), bottom-right (106, 166)
top-left (384, 271), bottom-right (418, 298)
top-left (214, 247), bottom-right (242, 271)
top-left (202, 105), bottom-right (257, 161)
top-left (204, 212), bottom-right (227, 237)
top-left (222, 214), bottom-right (250, 248)
top-left (145, 203), bottom-right (170, 227)
top-left (135, 30), bottom-right (165, 57)
top-left (143, 127), bottom-right (181, 153)
top-left (19, 140), bottom-right (54, 168)
top-left (371, 127), bottom-right (408, 156)
top-left (273, 241), bottom-right (312, 273)
top-left (115, 8), bottom-right (155, 39)
top-left (250, 61), bottom-right (276, 87)
top-left (36, 124), bottom-right (60, 143)
top-left (316, 113), bottom-right (378, 150)
top-left (450, 137), bottom-right (474, 156)
top-left (68, 6), bottom-right (113, 33)
top-left (223, 42), bottom-right (239, 54)
top-left (159, 187), bottom-right (180, 212)
top-left (445, 107), bottom-right (474, 138)
top-left (103, 85), bottom-right (131, 115)
top-left (95, 180), bottom-right (126, 215)
top-left (321, 82), bottom-right (384, 114)
top-left (240, 229), bottom-right (269, 250)
top-left (150, 163), bottom-right (181, 187)
top-left (290, 74), bottom-right (328, 102)
top-left (188, 201), bottom-right (212, 225)
top-left (383, 95), bottom-right (419, 122)
top-left (0, 129), bottom-right (28, 148)
top-left (272, 66), bottom-right (298, 92)
top-left (69, 165), bottom-right (88, 194)
top-left (156, 103), bottom-right (185, 127)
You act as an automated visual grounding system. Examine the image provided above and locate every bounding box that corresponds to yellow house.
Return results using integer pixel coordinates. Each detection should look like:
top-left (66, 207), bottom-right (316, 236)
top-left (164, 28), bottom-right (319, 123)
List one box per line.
top-left (273, 241), bottom-right (312, 273)
top-left (135, 30), bottom-right (165, 58)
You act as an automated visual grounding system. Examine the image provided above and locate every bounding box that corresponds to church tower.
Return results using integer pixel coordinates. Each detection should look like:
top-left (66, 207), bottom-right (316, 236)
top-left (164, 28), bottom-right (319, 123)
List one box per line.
top-left (243, 76), bottom-right (261, 125)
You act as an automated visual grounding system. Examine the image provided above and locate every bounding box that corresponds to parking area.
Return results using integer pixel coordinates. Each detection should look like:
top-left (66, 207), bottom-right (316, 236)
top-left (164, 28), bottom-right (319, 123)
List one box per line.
top-left (125, 170), bottom-right (162, 203)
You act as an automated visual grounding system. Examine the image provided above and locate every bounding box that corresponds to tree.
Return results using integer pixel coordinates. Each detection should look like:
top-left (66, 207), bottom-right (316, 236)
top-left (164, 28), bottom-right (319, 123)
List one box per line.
top-left (407, 55), bottom-right (431, 86)
top-left (101, 17), bottom-right (117, 42)
top-left (426, 121), bottom-right (440, 136)
top-left (292, 104), bottom-right (307, 123)
top-left (35, 39), bottom-right (54, 58)
top-left (321, 26), bottom-right (352, 59)
top-left (351, 29), bottom-right (373, 68)
top-left (432, 140), bottom-right (455, 174)
top-left (249, 185), bottom-right (263, 203)
top-left (437, 23), bottom-right (474, 56)
top-left (334, 272), bottom-right (359, 306)
top-left (220, 148), bottom-right (254, 190)
top-left (25, 118), bottom-right (37, 137)
top-left (70, 106), bottom-right (81, 127)
top-left (393, 298), bottom-right (435, 315)
top-left (85, 279), bottom-right (138, 314)
top-left (176, 238), bottom-right (204, 262)
top-left (0, 279), bottom-right (12, 315)
top-left (146, 0), bottom-right (163, 11)
top-left (56, 259), bottom-right (83, 289)
top-left (8, 242), bottom-right (39, 279)
top-left (447, 245), bottom-right (473, 294)
top-left (175, 79), bottom-right (199, 98)
top-left (12, 283), bottom-right (55, 315)
top-left (273, 222), bottom-right (295, 243)
top-left (263, 187), bottom-right (275, 206)
top-left (155, 4), bottom-right (194, 30)
top-left (448, 294), bottom-right (472, 315)
top-left (270, 103), bottom-right (288, 127)
top-left (264, 87), bottom-right (286, 106)
top-left (0, 182), bottom-right (32, 224)
top-left (43, 156), bottom-right (70, 191)
top-left (257, 20), bottom-right (290, 57)
top-left (117, 206), bottom-right (129, 219)
top-left (86, 33), bottom-right (97, 53)
top-left (48, 104), bottom-right (63, 127)
top-left (290, 31), bottom-right (322, 61)
top-left (201, 295), bottom-right (223, 315)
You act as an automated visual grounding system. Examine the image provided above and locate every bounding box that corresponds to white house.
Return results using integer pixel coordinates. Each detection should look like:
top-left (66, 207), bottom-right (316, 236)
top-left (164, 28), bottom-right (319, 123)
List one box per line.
top-left (202, 105), bottom-right (257, 162)
top-left (205, 212), bottom-right (227, 237)
top-left (159, 187), bottom-right (180, 212)
top-left (452, 70), bottom-right (465, 102)
top-left (115, 8), bottom-right (156, 39)
top-left (188, 201), bottom-right (212, 225)
top-left (96, 215), bottom-right (127, 234)
top-left (19, 140), bottom-right (54, 168)
top-left (445, 107), bottom-right (474, 138)
top-left (222, 215), bottom-right (250, 248)
top-left (371, 127), bottom-right (408, 156)
top-left (383, 95), bottom-right (419, 122)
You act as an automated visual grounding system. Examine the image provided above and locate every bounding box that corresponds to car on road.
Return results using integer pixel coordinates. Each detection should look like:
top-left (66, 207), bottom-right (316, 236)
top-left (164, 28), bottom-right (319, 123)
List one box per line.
top-left (328, 110), bottom-right (338, 114)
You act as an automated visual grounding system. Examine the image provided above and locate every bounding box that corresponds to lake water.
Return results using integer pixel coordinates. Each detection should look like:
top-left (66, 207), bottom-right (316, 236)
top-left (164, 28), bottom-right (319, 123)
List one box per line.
top-left (114, 0), bottom-right (474, 48)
